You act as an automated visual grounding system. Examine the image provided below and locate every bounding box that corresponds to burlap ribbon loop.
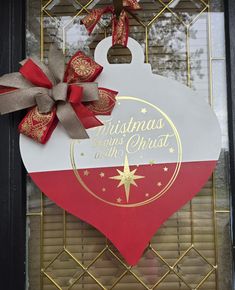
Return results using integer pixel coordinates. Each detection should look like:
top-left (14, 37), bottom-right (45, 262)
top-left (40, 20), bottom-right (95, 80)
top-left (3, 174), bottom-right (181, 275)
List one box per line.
top-left (0, 45), bottom-right (100, 140)
top-left (35, 91), bottom-right (54, 114)
top-left (52, 83), bottom-right (68, 102)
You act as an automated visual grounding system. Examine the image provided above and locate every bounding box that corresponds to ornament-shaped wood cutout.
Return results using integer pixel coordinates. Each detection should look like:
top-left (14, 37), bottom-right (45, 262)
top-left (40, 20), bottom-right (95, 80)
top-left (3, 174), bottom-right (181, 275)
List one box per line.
top-left (20, 37), bottom-right (221, 265)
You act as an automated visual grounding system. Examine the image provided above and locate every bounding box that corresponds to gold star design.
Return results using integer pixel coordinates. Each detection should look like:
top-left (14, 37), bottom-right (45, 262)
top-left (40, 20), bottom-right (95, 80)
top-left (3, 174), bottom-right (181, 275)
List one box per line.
top-left (157, 182), bottom-right (162, 187)
top-left (169, 147), bottom-right (175, 153)
top-left (99, 172), bottom-right (105, 178)
top-left (141, 108), bottom-right (147, 114)
top-left (149, 160), bottom-right (155, 166)
top-left (102, 188), bottom-right (106, 192)
top-left (163, 167), bottom-right (168, 172)
top-left (83, 170), bottom-right (89, 176)
top-left (110, 154), bottom-right (145, 203)
top-left (117, 197), bottom-right (122, 203)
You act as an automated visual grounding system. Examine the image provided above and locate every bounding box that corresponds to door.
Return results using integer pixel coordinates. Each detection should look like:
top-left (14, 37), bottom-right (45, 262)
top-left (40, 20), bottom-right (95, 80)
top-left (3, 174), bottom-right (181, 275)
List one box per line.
top-left (0, 0), bottom-right (234, 289)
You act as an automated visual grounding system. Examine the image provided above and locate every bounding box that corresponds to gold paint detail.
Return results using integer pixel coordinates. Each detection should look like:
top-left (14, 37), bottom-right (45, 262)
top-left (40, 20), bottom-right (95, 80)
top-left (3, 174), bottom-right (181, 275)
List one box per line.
top-left (109, 154), bottom-right (145, 203)
top-left (99, 172), bottom-right (105, 178)
top-left (83, 170), bottom-right (89, 176)
top-left (70, 96), bottom-right (182, 208)
top-left (169, 147), bottom-right (175, 153)
top-left (141, 108), bottom-right (147, 114)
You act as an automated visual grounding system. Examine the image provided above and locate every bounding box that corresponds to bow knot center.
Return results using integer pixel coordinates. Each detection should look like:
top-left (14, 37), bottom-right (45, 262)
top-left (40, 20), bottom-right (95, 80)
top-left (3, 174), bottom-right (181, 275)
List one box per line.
top-left (36, 82), bottom-right (68, 114)
top-left (52, 82), bottom-right (68, 103)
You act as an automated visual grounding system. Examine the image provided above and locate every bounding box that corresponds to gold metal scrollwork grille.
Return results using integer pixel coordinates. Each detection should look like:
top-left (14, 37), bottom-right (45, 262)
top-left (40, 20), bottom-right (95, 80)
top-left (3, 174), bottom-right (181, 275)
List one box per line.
top-left (26, 0), bottom-right (231, 289)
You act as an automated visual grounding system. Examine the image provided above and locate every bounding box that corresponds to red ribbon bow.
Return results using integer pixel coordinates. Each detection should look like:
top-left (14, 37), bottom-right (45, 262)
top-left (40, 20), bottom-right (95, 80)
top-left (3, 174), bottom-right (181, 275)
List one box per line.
top-left (0, 50), bottom-right (118, 144)
top-left (81, 0), bottom-right (140, 47)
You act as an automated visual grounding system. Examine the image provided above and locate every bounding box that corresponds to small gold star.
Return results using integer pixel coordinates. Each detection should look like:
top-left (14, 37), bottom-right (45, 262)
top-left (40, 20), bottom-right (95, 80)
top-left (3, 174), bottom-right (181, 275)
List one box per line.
top-left (83, 170), bottom-right (89, 176)
top-left (149, 160), bottom-right (155, 166)
top-left (163, 167), bottom-right (168, 172)
top-left (169, 147), bottom-right (175, 153)
top-left (141, 108), bottom-right (147, 114)
top-left (157, 182), bottom-right (162, 187)
top-left (102, 188), bottom-right (106, 192)
top-left (99, 172), bottom-right (105, 178)
top-left (117, 197), bottom-right (122, 203)
top-left (110, 154), bottom-right (145, 203)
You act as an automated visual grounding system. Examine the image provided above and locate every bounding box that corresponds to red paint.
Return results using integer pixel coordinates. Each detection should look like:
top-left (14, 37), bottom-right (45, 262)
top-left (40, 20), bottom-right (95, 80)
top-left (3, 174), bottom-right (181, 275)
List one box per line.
top-left (30, 160), bottom-right (216, 265)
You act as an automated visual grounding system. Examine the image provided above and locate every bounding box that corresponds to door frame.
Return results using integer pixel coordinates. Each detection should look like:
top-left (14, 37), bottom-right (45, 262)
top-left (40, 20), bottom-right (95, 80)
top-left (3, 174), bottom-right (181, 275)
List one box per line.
top-left (0, 0), bottom-right (235, 289)
top-left (224, 0), bottom-right (235, 285)
top-left (0, 1), bottom-right (26, 289)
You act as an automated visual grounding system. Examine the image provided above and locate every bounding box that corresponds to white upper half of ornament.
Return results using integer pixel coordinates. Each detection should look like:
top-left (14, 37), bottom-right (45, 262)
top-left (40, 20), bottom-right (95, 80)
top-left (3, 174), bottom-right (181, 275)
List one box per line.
top-left (20, 37), bottom-right (221, 173)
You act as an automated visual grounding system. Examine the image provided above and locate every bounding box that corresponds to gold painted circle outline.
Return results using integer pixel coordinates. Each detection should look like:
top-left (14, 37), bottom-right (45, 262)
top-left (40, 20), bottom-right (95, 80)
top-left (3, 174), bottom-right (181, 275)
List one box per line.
top-left (70, 96), bottom-right (182, 208)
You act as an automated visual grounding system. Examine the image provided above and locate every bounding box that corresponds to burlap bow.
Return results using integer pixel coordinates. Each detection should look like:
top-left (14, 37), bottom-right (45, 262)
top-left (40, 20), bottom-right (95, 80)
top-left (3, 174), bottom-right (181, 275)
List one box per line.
top-left (0, 45), bottom-right (103, 140)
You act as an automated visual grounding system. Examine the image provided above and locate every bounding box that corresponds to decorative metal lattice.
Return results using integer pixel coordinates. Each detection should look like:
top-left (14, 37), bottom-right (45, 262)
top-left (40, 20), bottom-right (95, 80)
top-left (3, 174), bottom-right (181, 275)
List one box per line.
top-left (26, 0), bottom-right (231, 289)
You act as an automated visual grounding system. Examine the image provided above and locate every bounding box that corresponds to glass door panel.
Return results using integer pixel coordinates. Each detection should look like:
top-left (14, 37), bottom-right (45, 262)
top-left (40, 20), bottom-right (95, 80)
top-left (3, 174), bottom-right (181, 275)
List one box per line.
top-left (26, 0), bottom-right (232, 289)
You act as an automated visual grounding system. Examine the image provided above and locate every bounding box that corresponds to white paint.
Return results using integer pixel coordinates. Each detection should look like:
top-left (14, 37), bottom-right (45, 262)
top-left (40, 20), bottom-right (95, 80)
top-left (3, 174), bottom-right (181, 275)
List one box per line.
top-left (20, 37), bottom-right (221, 173)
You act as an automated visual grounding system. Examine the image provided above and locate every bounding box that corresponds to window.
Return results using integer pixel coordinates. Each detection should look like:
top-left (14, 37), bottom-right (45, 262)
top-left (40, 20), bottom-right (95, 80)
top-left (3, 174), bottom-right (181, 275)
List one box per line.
top-left (25, 0), bottom-right (233, 289)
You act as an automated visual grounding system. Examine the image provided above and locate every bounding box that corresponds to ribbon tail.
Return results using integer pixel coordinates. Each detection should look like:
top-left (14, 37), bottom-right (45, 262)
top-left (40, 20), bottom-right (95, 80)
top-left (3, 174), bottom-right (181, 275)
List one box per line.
top-left (123, 0), bottom-right (141, 9)
top-left (86, 87), bottom-right (118, 115)
top-left (0, 88), bottom-right (39, 114)
top-left (112, 10), bottom-right (129, 46)
top-left (0, 72), bottom-right (34, 89)
top-left (56, 102), bottom-right (89, 139)
top-left (48, 45), bottom-right (65, 83)
top-left (19, 106), bottom-right (57, 144)
top-left (69, 83), bottom-right (99, 103)
top-left (72, 102), bottom-right (103, 129)
top-left (81, 6), bottom-right (114, 34)
top-left (64, 51), bottom-right (103, 83)
top-left (20, 58), bottom-right (54, 89)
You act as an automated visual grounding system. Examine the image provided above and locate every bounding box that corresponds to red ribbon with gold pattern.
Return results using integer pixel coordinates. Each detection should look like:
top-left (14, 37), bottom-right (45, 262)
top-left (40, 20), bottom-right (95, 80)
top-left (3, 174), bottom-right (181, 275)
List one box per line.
top-left (81, 0), bottom-right (140, 47)
top-left (0, 47), bottom-right (118, 144)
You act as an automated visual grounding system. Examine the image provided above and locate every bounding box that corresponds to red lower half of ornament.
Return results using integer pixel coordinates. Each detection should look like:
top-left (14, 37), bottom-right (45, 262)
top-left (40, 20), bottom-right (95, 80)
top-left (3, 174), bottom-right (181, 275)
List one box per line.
top-left (30, 160), bottom-right (216, 265)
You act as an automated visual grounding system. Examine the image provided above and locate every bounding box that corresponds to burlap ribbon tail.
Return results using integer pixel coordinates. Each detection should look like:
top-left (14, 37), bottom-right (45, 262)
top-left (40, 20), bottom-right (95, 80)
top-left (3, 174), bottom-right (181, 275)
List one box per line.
top-left (0, 45), bottom-right (100, 139)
